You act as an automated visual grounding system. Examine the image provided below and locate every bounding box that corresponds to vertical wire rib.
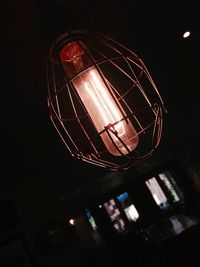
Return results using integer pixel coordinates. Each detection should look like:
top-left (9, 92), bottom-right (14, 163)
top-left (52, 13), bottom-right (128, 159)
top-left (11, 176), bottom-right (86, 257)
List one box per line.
top-left (47, 30), bottom-right (166, 170)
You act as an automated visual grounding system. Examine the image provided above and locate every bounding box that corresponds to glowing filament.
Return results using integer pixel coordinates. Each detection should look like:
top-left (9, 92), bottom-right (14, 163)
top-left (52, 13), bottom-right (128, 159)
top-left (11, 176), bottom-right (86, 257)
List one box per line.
top-left (60, 42), bottom-right (139, 156)
top-left (84, 70), bottom-right (125, 138)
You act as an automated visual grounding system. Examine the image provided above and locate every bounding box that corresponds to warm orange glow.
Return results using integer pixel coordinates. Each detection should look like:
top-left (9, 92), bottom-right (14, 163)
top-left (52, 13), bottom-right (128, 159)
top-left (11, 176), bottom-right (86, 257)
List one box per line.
top-left (60, 41), bottom-right (84, 61)
top-left (60, 41), bottom-right (139, 156)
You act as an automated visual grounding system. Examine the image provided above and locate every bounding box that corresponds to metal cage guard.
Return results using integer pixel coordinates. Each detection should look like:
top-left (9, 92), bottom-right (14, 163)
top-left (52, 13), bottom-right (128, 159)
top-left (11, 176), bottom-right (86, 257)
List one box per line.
top-left (47, 29), bottom-right (166, 170)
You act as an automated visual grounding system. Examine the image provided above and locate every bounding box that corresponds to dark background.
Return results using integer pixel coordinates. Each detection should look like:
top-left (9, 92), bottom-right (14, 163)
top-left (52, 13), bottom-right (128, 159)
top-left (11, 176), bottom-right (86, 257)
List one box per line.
top-left (2, 0), bottom-right (200, 188)
top-left (1, 0), bottom-right (200, 266)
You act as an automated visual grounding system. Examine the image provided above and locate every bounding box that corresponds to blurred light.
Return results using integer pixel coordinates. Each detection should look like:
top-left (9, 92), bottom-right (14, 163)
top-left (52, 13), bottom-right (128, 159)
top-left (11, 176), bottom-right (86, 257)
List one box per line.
top-left (183, 31), bottom-right (191, 38)
top-left (69, 219), bottom-right (75, 225)
top-left (124, 204), bottom-right (139, 222)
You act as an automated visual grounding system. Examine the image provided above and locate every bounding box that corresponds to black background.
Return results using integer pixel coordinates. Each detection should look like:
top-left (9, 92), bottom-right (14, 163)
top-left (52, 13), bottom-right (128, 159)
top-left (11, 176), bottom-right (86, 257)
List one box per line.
top-left (2, 0), bottom-right (200, 195)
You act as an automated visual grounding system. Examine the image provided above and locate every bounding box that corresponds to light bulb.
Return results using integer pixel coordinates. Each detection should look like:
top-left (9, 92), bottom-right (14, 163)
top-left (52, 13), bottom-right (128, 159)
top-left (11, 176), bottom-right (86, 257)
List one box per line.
top-left (60, 41), bottom-right (139, 156)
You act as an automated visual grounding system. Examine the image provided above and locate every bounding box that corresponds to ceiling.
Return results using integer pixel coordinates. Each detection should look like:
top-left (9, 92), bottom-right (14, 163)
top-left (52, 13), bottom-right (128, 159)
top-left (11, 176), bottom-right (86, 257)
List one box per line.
top-left (2, 0), bottom-right (200, 197)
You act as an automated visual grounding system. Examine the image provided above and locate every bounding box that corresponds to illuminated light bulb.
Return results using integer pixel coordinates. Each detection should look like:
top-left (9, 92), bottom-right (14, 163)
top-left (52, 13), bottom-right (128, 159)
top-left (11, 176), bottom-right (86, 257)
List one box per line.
top-left (60, 41), bottom-right (139, 156)
top-left (47, 30), bottom-right (166, 170)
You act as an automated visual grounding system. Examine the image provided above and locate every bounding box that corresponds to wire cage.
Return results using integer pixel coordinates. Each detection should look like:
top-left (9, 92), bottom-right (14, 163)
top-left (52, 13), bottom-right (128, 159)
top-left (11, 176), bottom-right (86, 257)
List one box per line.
top-left (47, 29), bottom-right (166, 170)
